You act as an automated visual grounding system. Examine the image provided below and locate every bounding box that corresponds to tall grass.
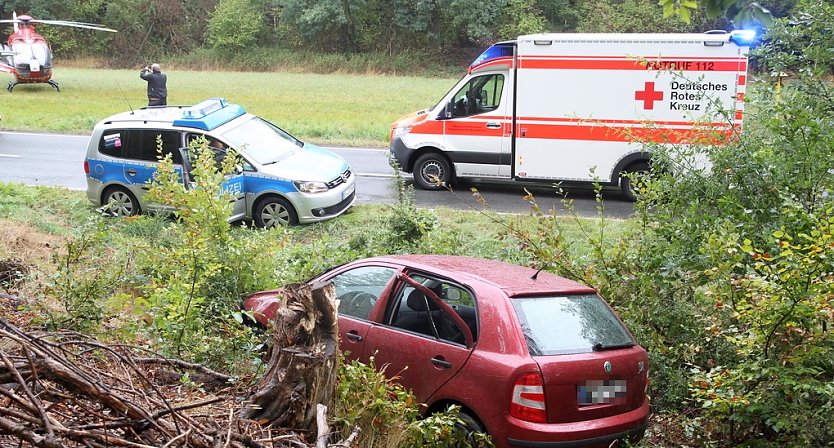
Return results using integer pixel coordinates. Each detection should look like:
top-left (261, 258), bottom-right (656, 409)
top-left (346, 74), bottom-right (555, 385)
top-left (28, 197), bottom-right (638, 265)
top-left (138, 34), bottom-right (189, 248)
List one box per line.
top-left (0, 67), bottom-right (457, 147)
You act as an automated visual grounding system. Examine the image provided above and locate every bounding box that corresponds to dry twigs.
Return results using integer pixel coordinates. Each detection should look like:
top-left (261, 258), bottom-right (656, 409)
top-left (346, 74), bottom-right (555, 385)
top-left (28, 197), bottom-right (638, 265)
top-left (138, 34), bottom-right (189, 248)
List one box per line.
top-left (0, 317), bottom-right (354, 448)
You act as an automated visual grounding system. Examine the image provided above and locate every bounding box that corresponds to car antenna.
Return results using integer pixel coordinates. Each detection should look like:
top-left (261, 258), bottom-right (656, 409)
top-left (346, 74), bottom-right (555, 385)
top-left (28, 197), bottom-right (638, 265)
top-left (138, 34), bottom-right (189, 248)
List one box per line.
top-left (531, 260), bottom-right (551, 280)
top-left (115, 80), bottom-right (134, 114)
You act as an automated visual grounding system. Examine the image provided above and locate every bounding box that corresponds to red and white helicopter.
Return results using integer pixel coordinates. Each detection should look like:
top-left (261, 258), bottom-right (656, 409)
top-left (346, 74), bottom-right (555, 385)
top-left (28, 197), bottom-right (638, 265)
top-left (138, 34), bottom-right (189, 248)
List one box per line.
top-left (0, 12), bottom-right (116, 92)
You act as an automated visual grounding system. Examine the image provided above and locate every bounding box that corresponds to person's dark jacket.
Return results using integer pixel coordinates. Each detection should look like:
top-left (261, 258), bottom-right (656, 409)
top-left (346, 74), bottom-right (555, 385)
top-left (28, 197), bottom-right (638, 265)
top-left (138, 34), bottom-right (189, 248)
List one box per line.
top-left (140, 69), bottom-right (167, 99)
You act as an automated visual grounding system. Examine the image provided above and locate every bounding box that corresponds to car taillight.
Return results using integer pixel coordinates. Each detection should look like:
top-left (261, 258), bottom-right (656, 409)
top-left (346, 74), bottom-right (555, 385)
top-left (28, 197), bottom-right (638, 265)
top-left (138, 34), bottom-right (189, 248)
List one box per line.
top-left (83, 160), bottom-right (90, 174)
top-left (510, 372), bottom-right (547, 423)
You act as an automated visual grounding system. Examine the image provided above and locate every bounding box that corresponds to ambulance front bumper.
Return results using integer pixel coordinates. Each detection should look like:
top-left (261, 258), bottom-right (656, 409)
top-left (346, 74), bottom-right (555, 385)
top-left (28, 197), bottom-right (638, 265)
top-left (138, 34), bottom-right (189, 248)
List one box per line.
top-left (389, 136), bottom-right (415, 173)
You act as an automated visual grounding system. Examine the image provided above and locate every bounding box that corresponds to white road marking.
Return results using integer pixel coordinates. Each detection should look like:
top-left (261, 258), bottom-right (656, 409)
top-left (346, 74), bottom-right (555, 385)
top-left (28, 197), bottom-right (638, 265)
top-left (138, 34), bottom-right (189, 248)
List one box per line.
top-left (0, 154), bottom-right (22, 158)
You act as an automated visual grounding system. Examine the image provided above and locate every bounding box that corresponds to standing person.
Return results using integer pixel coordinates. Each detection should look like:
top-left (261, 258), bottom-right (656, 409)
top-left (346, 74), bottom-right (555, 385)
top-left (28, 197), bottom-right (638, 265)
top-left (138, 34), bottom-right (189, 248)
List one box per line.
top-left (140, 63), bottom-right (167, 106)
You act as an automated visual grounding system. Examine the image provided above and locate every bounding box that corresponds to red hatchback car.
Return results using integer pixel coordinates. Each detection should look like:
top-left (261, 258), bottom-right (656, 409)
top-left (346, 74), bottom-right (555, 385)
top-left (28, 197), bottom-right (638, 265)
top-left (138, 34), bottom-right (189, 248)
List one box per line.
top-left (244, 255), bottom-right (650, 447)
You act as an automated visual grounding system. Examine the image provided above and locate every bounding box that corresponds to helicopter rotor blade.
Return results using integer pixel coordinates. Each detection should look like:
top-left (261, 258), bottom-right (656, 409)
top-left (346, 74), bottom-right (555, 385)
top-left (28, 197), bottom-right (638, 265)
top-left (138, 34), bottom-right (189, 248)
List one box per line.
top-left (31, 19), bottom-right (117, 32)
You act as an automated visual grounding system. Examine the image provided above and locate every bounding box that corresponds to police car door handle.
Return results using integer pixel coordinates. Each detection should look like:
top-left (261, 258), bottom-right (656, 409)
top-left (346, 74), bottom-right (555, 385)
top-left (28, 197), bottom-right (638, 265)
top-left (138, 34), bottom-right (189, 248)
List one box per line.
top-left (125, 169), bottom-right (137, 176)
top-left (486, 122), bottom-right (501, 129)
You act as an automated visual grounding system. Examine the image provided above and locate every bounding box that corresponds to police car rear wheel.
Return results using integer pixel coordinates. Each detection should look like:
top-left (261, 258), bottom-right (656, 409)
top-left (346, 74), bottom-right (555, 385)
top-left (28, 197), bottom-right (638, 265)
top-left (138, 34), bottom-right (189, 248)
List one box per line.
top-left (254, 196), bottom-right (298, 228)
top-left (414, 153), bottom-right (451, 190)
top-left (103, 187), bottom-right (140, 217)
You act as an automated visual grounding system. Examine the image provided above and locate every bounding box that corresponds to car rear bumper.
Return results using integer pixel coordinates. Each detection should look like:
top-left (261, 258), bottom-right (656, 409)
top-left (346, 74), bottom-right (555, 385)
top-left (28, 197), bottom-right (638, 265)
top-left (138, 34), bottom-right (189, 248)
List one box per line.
top-left (504, 400), bottom-right (649, 448)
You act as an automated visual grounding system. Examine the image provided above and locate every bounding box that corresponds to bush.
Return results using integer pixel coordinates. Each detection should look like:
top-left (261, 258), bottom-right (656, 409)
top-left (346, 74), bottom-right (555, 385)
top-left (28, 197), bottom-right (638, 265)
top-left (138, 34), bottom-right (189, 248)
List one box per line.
top-left (334, 358), bottom-right (492, 447)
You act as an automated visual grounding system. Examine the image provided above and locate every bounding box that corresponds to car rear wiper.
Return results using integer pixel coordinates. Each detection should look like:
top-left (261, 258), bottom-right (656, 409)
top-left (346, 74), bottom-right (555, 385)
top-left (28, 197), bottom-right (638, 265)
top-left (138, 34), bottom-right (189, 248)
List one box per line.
top-left (592, 342), bottom-right (635, 351)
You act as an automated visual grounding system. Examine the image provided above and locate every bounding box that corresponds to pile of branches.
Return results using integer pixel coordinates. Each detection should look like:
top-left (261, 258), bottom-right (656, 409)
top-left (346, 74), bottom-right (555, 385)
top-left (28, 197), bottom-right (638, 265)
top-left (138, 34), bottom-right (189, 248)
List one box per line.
top-left (0, 318), bottom-right (357, 448)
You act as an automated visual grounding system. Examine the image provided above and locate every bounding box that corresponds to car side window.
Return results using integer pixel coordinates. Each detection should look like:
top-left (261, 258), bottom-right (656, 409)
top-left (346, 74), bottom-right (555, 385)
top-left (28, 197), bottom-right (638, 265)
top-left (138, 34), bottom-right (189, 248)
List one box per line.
top-left (122, 129), bottom-right (182, 164)
top-left (451, 74), bottom-right (504, 118)
top-left (331, 266), bottom-right (396, 320)
top-left (99, 129), bottom-right (127, 158)
top-left (388, 274), bottom-right (478, 344)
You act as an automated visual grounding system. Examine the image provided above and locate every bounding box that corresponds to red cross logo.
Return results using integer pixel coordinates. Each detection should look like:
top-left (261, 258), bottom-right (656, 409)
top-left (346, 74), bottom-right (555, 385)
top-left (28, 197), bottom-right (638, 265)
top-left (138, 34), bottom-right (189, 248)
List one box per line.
top-left (635, 82), bottom-right (664, 110)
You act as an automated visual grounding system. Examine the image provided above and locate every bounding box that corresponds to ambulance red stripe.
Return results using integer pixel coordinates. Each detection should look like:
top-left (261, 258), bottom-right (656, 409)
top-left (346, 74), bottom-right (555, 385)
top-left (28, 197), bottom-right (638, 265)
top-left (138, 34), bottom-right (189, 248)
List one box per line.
top-left (518, 58), bottom-right (747, 72)
top-left (450, 116), bottom-right (734, 128)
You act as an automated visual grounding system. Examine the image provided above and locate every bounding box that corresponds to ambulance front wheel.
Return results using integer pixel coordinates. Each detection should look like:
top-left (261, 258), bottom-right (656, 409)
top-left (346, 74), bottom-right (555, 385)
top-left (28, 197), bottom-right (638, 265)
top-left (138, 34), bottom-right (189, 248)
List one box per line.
top-left (620, 162), bottom-right (650, 202)
top-left (414, 153), bottom-right (453, 190)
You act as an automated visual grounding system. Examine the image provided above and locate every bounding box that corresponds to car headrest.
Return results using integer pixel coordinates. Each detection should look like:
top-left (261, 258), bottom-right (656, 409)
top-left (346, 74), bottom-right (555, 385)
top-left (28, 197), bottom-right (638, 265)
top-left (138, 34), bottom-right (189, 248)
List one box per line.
top-left (407, 288), bottom-right (439, 311)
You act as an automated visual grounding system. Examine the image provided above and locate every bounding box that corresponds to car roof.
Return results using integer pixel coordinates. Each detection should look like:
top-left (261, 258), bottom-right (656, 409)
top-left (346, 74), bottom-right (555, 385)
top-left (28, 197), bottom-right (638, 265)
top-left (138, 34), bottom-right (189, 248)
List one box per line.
top-left (97, 99), bottom-right (246, 132)
top-left (101, 106), bottom-right (189, 125)
top-left (367, 254), bottom-right (596, 297)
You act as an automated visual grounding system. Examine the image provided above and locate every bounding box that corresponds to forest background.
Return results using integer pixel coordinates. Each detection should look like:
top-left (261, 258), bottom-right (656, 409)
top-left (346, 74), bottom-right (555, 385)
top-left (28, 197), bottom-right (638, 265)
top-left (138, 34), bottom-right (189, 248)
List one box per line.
top-left (0, 0), bottom-right (802, 76)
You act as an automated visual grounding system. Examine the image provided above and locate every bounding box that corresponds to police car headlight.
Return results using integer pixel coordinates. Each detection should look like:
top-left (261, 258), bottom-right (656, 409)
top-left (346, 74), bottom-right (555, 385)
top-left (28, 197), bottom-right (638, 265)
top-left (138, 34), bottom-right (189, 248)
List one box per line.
top-left (392, 125), bottom-right (412, 138)
top-left (294, 181), bottom-right (329, 193)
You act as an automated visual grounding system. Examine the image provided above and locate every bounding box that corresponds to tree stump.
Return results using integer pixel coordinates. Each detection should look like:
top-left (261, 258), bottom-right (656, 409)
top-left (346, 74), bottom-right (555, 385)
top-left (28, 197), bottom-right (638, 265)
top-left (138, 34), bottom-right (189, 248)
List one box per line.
top-left (241, 281), bottom-right (340, 438)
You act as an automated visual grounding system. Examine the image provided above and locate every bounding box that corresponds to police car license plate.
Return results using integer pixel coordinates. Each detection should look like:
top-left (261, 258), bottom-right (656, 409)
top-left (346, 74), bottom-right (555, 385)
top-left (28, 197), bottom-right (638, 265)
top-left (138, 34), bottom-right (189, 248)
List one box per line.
top-left (342, 182), bottom-right (355, 200)
top-left (577, 380), bottom-right (627, 405)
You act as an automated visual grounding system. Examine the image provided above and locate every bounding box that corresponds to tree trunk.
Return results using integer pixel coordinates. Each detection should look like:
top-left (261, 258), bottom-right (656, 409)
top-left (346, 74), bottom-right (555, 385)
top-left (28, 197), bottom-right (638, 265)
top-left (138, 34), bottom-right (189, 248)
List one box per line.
top-left (241, 281), bottom-right (339, 438)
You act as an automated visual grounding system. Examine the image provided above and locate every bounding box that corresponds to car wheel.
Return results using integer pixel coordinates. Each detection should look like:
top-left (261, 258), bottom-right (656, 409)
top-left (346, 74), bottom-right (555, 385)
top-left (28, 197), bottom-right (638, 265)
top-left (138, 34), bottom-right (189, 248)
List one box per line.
top-left (620, 162), bottom-right (650, 202)
top-left (455, 410), bottom-right (488, 448)
top-left (254, 196), bottom-right (298, 228)
top-left (413, 153), bottom-right (452, 190)
top-left (102, 186), bottom-right (140, 217)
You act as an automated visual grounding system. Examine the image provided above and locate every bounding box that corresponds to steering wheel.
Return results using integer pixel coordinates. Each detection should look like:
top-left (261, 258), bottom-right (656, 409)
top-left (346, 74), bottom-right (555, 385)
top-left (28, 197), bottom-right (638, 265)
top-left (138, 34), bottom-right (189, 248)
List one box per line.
top-left (338, 291), bottom-right (376, 319)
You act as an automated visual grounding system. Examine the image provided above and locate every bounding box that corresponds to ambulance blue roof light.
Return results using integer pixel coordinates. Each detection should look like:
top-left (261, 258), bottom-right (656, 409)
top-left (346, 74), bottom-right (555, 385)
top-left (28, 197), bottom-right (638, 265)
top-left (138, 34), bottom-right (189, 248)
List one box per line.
top-left (729, 29), bottom-right (756, 46)
top-left (172, 98), bottom-right (246, 131)
top-left (470, 42), bottom-right (514, 69)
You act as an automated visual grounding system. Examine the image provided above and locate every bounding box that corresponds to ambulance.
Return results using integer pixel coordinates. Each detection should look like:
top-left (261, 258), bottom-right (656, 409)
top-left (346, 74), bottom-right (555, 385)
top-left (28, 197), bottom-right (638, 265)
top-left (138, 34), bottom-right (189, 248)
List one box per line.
top-left (389, 30), bottom-right (754, 200)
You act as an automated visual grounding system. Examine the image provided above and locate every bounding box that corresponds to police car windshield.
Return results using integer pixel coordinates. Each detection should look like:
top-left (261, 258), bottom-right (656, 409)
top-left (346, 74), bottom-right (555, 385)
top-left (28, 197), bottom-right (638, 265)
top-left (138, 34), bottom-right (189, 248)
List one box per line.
top-left (220, 117), bottom-right (303, 165)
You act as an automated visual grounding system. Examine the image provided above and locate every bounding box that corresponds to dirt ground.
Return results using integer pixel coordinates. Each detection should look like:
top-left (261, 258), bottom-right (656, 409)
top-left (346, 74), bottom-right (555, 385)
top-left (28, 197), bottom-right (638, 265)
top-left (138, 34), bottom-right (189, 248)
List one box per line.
top-left (0, 218), bottom-right (64, 327)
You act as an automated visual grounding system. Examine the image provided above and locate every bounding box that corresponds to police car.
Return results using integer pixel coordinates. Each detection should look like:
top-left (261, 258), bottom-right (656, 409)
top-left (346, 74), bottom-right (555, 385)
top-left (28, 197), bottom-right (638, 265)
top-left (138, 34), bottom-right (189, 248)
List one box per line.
top-left (83, 98), bottom-right (356, 227)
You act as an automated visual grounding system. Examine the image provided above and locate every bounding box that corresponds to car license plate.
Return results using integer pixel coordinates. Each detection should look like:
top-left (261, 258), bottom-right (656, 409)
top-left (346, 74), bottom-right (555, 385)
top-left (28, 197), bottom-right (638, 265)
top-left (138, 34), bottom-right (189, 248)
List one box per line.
top-left (577, 380), bottom-right (627, 405)
top-left (342, 182), bottom-right (355, 200)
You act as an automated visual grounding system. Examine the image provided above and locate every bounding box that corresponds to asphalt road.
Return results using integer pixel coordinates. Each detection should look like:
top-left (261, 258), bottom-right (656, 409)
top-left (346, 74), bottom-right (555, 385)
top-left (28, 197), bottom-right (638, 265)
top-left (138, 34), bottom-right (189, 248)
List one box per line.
top-left (0, 131), bottom-right (635, 219)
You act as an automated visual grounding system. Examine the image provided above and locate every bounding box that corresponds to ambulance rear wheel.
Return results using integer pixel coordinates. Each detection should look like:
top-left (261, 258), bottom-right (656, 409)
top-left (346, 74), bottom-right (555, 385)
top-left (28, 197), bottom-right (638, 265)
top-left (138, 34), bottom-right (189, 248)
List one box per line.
top-left (621, 162), bottom-right (650, 202)
top-left (414, 153), bottom-right (452, 190)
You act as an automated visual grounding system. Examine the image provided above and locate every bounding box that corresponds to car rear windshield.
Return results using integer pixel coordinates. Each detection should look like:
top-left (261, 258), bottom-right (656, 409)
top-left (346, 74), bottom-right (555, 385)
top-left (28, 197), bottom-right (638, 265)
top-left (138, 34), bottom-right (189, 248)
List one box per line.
top-left (512, 294), bottom-right (635, 355)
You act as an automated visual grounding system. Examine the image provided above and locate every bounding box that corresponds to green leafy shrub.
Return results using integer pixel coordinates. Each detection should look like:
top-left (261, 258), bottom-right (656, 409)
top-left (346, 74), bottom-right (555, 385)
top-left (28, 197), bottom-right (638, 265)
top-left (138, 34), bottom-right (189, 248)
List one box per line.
top-left (139, 139), bottom-right (280, 370)
top-left (334, 358), bottom-right (492, 447)
top-left (43, 219), bottom-right (126, 333)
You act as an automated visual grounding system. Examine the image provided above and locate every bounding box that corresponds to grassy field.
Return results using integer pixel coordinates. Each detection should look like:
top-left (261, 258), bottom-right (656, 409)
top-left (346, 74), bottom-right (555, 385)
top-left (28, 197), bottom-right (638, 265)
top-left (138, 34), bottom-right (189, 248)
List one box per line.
top-left (0, 68), bottom-right (458, 147)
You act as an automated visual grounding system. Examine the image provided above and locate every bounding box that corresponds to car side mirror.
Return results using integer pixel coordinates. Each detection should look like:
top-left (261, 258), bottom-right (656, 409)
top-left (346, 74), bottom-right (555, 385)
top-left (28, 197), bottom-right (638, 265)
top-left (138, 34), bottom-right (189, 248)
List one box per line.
top-left (443, 100), bottom-right (453, 119)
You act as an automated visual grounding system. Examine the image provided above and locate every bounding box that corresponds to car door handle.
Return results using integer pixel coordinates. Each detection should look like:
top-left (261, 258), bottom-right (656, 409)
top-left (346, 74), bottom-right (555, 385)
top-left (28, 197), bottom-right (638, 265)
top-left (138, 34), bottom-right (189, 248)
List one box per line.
top-left (345, 331), bottom-right (363, 342)
top-left (126, 169), bottom-right (137, 176)
top-left (486, 122), bottom-right (501, 129)
top-left (431, 356), bottom-right (452, 369)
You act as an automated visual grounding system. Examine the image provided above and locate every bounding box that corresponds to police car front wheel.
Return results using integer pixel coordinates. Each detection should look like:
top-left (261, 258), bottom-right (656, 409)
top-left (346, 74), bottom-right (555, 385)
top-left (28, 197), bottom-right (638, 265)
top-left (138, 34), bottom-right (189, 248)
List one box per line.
top-left (254, 196), bottom-right (298, 228)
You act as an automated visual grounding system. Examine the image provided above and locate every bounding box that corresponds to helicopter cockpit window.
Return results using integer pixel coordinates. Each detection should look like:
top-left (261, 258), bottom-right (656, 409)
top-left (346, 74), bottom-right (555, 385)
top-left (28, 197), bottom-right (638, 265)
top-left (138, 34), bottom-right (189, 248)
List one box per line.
top-left (12, 42), bottom-right (51, 67)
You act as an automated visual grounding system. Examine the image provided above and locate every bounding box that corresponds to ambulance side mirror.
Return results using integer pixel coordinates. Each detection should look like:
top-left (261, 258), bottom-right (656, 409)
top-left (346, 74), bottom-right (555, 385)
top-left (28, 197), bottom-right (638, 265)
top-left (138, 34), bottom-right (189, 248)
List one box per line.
top-left (440, 100), bottom-right (454, 119)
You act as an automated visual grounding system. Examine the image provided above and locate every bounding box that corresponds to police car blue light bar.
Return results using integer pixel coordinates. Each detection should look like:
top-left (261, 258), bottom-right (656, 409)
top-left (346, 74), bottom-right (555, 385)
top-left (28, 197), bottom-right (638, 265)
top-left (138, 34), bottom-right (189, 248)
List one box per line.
top-left (181, 98), bottom-right (229, 119)
top-left (173, 98), bottom-right (245, 131)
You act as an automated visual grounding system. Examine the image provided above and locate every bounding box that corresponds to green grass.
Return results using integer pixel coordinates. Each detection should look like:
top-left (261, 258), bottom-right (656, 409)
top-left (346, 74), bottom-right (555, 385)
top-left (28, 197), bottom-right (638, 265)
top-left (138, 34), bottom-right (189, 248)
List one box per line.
top-left (0, 68), bottom-right (457, 147)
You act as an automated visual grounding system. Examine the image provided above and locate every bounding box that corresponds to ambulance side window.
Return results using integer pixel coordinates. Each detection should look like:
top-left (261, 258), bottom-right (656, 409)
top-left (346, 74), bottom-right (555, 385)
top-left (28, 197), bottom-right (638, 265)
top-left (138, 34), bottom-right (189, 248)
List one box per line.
top-left (451, 74), bottom-right (504, 118)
